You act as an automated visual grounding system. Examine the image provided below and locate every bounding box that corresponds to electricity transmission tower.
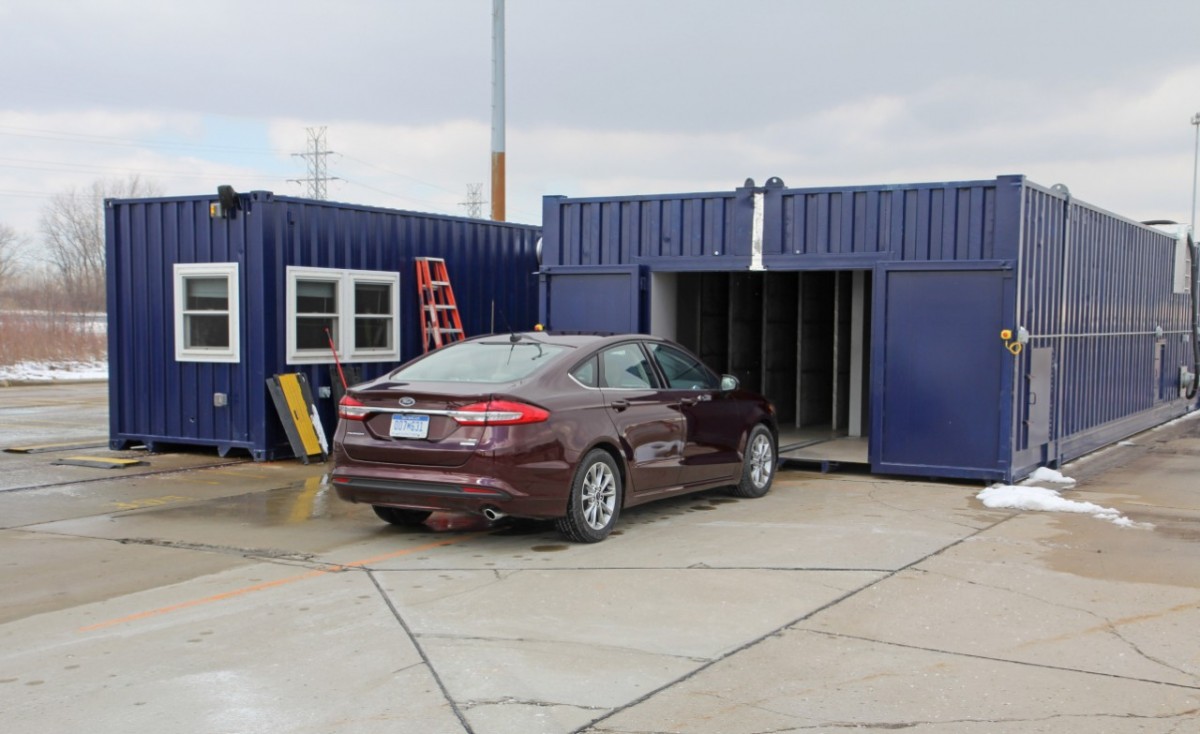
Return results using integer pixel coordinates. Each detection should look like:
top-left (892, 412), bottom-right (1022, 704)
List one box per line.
top-left (460, 183), bottom-right (485, 218)
top-left (289, 127), bottom-right (339, 200)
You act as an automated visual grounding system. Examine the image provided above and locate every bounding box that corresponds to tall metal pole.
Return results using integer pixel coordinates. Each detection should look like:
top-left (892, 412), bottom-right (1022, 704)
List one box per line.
top-left (1191, 112), bottom-right (1200, 236)
top-left (491, 0), bottom-right (506, 222)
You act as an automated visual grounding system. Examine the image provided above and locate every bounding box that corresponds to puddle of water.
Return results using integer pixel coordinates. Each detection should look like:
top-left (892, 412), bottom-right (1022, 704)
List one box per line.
top-left (490, 518), bottom-right (555, 536)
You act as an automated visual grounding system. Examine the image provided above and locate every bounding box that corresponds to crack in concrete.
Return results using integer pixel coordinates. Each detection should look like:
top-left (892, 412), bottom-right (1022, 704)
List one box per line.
top-left (461, 696), bottom-right (609, 712)
top-left (588, 708), bottom-right (1200, 733)
top-left (414, 632), bottom-right (710, 664)
top-left (114, 536), bottom-right (324, 565)
top-left (803, 629), bottom-right (1200, 692)
top-left (926, 567), bottom-right (1200, 684)
top-left (367, 569), bottom-right (474, 734)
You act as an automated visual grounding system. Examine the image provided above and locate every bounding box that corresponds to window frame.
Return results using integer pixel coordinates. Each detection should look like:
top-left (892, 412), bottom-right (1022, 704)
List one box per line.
top-left (173, 262), bottom-right (240, 363)
top-left (286, 266), bottom-right (401, 365)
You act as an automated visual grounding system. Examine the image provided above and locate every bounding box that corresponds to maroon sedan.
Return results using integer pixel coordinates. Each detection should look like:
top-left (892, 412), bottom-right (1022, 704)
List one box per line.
top-left (331, 332), bottom-right (777, 542)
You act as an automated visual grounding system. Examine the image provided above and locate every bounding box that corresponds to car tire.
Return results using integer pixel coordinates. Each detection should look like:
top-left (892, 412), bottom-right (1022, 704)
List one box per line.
top-left (372, 505), bottom-right (432, 526)
top-left (730, 425), bottom-right (775, 498)
top-left (555, 449), bottom-right (622, 543)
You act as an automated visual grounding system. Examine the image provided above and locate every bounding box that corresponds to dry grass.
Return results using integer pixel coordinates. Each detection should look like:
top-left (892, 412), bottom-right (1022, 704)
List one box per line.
top-left (0, 312), bottom-right (106, 366)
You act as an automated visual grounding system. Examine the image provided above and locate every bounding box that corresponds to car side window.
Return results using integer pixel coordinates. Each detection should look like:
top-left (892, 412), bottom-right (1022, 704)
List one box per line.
top-left (599, 344), bottom-right (658, 389)
top-left (570, 356), bottom-right (598, 388)
top-left (648, 343), bottom-right (720, 390)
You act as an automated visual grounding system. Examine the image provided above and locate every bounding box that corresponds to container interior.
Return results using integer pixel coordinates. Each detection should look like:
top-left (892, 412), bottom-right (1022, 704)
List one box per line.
top-left (655, 270), bottom-right (872, 462)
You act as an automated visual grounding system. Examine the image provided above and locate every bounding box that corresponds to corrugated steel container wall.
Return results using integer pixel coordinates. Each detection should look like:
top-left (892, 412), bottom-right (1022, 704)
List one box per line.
top-left (107, 195), bottom-right (261, 454)
top-left (108, 192), bottom-right (539, 459)
top-left (544, 178), bottom-right (1012, 268)
top-left (542, 192), bottom-right (740, 266)
top-left (1015, 182), bottom-right (1193, 468)
top-left (770, 180), bottom-right (1005, 262)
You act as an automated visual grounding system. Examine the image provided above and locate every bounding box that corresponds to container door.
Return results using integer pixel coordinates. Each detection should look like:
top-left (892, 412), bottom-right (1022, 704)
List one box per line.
top-left (543, 266), bottom-right (644, 333)
top-left (872, 268), bottom-right (1009, 478)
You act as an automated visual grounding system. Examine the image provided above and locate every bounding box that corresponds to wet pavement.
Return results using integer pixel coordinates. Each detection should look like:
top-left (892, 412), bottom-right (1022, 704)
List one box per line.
top-left (1, 383), bottom-right (1198, 733)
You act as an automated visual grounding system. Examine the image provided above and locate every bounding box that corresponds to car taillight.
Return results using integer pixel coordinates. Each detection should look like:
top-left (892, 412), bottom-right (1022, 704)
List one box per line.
top-left (451, 400), bottom-right (549, 426)
top-left (338, 395), bottom-right (370, 421)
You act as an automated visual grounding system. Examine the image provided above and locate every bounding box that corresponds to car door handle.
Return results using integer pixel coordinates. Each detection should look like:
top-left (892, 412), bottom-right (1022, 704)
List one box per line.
top-left (680, 397), bottom-right (698, 406)
top-left (609, 399), bottom-right (629, 411)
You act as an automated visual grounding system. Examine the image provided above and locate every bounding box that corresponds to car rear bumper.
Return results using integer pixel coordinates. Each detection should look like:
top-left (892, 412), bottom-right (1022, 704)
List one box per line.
top-left (331, 462), bottom-right (571, 519)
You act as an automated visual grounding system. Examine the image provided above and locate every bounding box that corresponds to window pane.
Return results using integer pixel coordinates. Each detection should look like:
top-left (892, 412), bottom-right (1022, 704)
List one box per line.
top-left (355, 282), bottom-right (391, 315)
top-left (600, 345), bottom-right (655, 389)
top-left (296, 280), bottom-right (337, 314)
top-left (297, 316), bottom-right (336, 350)
top-left (185, 277), bottom-right (228, 311)
top-left (355, 317), bottom-right (392, 350)
top-left (649, 343), bottom-right (719, 389)
top-left (393, 341), bottom-right (568, 383)
top-left (570, 357), bottom-right (598, 388)
top-left (185, 314), bottom-right (230, 348)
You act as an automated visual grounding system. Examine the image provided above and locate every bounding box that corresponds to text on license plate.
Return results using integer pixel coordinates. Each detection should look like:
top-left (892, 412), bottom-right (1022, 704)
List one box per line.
top-left (390, 414), bottom-right (430, 439)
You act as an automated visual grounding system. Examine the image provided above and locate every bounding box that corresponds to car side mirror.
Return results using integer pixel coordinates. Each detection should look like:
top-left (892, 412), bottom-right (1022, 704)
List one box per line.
top-left (720, 375), bottom-right (739, 392)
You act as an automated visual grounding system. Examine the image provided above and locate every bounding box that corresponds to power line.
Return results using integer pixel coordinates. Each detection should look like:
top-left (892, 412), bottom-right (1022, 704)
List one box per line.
top-left (338, 178), bottom-right (455, 215)
top-left (0, 157), bottom-right (282, 182)
top-left (336, 152), bottom-right (462, 196)
top-left (0, 124), bottom-right (283, 156)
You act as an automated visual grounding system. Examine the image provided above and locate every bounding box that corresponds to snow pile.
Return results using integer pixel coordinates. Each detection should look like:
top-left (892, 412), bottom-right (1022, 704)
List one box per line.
top-left (1026, 466), bottom-right (1076, 485)
top-left (0, 360), bottom-right (108, 383)
top-left (977, 482), bottom-right (1149, 529)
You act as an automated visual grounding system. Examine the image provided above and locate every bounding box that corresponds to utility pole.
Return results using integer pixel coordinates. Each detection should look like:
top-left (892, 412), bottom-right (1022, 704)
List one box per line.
top-left (290, 126), bottom-right (339, 200)
top-left (491, 0), bottom-right (506, 221)
top-left (460, 183), bottom-right (485, 219)
top-left (1190, 112), bottom-right (1199, 237)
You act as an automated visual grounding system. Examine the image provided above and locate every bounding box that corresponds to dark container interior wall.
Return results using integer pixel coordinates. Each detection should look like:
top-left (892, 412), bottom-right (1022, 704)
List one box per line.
top-left (673, 271), bottom-right (872, 433)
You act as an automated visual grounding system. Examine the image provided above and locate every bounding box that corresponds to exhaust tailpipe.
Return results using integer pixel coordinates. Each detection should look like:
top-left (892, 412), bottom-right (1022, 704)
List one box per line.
top-left (482, 507), bottom-right (506, 522)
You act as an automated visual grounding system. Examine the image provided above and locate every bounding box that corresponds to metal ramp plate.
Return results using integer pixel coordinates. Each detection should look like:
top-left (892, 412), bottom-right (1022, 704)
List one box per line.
top-left (5, 440), bottom-right (109, 454)
top-left (51, 456), bottom-right (147, 469)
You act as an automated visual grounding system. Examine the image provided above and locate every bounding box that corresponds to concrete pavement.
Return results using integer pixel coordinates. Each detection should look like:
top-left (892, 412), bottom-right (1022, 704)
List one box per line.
top-left (1, 383), bottom-right (1197, 733)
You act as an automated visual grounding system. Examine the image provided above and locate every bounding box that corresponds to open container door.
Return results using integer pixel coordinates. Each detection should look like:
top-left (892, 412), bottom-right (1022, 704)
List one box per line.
top-left (871, 265), bottom-right (1014, 481)
top-left (540, 265), bottom-right (645, 333)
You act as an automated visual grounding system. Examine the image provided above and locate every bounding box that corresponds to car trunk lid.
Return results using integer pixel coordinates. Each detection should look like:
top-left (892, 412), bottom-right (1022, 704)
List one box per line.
top-left (341, 383), bottom-right (492, 468)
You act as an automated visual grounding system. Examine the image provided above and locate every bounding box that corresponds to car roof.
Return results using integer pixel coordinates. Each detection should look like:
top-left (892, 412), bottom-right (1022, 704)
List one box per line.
top-left (467, 332), bottom-right (661, 349)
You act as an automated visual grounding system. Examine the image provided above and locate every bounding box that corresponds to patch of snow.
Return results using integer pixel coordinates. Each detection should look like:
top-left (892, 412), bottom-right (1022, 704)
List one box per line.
top-left (0, 360), bottom-right (108, 383)
top-left (1118, 440), bottom-right (1136, 447)
top-left (977, 484), bottom-right (1151, 529)
top-left (1026, 466), bottom-right (1075, 485)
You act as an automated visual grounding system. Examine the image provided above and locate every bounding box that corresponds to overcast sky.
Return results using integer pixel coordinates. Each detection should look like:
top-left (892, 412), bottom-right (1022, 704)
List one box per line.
top-left (2, 0), bottom-right (1199, 250)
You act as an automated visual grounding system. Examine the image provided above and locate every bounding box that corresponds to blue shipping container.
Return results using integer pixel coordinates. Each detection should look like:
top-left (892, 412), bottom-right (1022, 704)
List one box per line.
top-left (539, 175), bottom-right (1197, 482)
top-left (107, 191), bottom-right (540, 460)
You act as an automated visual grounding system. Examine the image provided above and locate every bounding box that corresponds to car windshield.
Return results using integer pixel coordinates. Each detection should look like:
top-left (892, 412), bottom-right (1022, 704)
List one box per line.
top-left (391, 340), bottom-right (569, 383)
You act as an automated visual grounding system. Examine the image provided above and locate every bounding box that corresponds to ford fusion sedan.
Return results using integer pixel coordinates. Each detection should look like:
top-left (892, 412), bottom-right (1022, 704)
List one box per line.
top-left (331, 332), bottom-right (777, 542)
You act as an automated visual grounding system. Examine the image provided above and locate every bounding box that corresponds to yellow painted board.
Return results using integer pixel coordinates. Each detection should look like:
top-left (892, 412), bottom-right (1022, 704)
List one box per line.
top-left (277, 373), bottom-right (323, 457)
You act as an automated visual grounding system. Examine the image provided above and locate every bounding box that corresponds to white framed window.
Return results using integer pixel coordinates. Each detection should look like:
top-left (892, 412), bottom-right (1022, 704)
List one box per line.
top-left (286, 266), bottom-right (400, 364)
top-left (174, 263), bottom-right (240, 363)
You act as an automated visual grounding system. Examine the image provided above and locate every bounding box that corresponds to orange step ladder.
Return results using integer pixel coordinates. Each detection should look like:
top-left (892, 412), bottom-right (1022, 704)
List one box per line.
top-left (415, 257), bottom-right (465, 352)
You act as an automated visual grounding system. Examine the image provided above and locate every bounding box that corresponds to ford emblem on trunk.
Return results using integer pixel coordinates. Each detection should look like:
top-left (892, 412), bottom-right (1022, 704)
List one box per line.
top-left (398, 397), bottom-right (416, 407)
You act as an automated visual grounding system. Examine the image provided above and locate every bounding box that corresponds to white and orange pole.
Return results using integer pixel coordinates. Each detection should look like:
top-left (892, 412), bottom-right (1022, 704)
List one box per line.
top-left (491, 0), bottom-right (506, 222)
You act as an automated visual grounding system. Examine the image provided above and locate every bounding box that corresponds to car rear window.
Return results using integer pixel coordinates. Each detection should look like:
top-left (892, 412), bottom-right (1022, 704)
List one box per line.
top-left (391, 341), bottom-right (568, 383)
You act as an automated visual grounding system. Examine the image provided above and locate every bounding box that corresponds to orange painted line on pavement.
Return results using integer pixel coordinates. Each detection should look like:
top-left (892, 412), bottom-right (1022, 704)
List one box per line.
top-left (78, 531), bottom-right (489, 633)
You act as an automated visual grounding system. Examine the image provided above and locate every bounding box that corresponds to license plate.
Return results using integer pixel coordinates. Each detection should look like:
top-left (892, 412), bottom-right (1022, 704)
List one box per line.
top-left (390, 414), bottom-right (430, 439)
